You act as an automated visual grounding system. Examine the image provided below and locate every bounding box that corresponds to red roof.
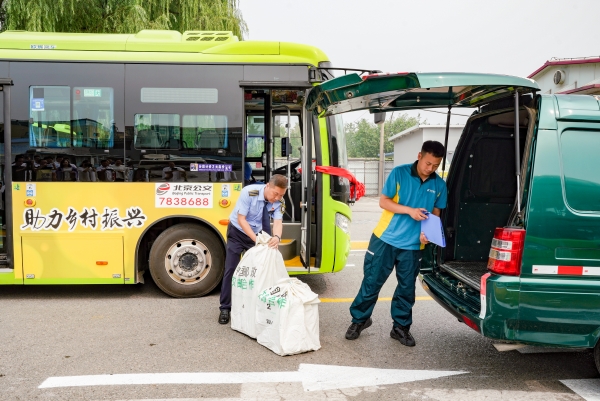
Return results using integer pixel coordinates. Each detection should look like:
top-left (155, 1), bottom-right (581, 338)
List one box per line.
top-left (558, 84), bottom-right (600, 95)
top-left (528, 57), bottom-right (600, 78)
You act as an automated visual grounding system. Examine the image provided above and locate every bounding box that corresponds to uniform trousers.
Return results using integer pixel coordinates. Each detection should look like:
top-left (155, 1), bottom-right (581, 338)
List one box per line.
top-left (219, 206), bottom-right (271, 311)
top-left (349, 233), bottom-right (422, 328)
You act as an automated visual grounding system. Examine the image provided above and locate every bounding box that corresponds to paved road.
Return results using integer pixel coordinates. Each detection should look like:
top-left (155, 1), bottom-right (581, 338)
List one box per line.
top-left (0, 196), bottom-right (599, 400)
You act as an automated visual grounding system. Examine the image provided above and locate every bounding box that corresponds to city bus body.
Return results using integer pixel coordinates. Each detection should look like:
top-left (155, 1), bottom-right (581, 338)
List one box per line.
top-left (0, 30), bottom-right (352, 297)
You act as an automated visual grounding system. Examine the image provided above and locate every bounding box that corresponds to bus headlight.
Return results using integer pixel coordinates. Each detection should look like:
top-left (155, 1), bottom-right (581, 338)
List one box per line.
top-left (335, 213), bottom-right (350, 235)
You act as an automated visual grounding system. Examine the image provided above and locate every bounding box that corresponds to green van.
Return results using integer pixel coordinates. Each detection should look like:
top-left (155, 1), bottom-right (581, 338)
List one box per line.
top-left (307, 72), bottom-right (600, 373)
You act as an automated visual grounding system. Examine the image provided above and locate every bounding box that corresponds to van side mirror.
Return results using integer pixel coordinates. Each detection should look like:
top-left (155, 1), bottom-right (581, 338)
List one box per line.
top-left (374, 112), bottom-right (386, 125)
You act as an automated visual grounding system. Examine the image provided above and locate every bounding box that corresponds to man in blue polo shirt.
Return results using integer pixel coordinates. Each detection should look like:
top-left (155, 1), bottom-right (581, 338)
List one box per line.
top-left (345, 141), bottom-right (447, 346)
top-left (218, 174), bottom-right (287, 324)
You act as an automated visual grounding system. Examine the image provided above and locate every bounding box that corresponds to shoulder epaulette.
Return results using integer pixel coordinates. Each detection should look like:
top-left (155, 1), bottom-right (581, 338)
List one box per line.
top-left (249, 190), bottom-right (259, 196)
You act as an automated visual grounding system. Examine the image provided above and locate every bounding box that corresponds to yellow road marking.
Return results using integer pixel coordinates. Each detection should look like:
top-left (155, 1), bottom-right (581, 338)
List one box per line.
top-left (320, 296), bottom-right (433, 303)
top-left (351, 241), bottom-right (369, 250)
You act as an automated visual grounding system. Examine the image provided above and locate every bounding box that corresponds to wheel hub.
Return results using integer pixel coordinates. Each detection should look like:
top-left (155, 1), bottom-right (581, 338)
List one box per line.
top-left (164, 239), bottom-right (212, 284)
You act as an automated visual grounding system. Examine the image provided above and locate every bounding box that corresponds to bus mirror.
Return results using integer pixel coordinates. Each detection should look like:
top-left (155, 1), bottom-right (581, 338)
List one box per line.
top-left (281, 137), bottom-right (292, 157)
top-left (374, 112), bottom-right (386, 125)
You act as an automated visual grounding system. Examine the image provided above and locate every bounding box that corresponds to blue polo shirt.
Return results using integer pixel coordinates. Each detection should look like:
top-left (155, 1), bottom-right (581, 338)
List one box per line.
top-left (230, 184), bottom-right (283, 234)
top-left (373, 162), bottom-right (447, 250)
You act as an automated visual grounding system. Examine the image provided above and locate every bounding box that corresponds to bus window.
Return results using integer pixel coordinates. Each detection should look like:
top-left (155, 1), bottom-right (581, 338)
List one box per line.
top-left (246, 115), bottom-right (264, 157)
top-left (134, 114), bottom-right (180, 149)
top-left (328, 114), bottom-right (350, 203)
top-left (29, 86), bottom-right (70, 148)
top-left (72, 87), bottom-right (114, 149)
top-left (182, 115), bottom-right (228, 151)
top-left (273, 114), bottom-right (301, 162)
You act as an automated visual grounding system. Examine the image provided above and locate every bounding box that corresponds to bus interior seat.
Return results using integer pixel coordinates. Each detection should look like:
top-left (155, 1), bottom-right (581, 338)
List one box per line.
top-left (136, 130), bottom-right (162, 148)
top-left (197, 130), bottom-right (220, 149)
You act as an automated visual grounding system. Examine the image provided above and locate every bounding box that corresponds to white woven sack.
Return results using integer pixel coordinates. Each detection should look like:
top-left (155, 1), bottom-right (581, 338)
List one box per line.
top-left (256, 277), bottom-right (321, 356)
top-left (230, 231), bottom-right (288, 338)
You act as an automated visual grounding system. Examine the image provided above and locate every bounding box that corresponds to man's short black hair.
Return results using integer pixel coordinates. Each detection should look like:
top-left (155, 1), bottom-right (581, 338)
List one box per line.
top-left (421, 140), bottom-right (445, 158)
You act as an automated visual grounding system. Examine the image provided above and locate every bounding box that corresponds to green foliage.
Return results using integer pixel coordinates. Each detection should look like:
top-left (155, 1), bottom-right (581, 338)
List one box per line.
top-left (0, 0), bottom-right (248, 38)
top-left (345, 113), bottom-right (424, 158)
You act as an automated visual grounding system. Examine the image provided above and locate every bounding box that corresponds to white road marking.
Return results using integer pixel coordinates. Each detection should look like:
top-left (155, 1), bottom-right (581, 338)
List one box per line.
top-left (561, 379), bottom-right (600, 401)
top-left (39, 363), bottom-right (467, 392)
top-left (345, 264), bottom-right (356, 267)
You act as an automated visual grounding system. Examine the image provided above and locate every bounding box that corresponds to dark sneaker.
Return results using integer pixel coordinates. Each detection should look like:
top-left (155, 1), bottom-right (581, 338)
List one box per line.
top-left (218, 309), bottom-right (230, 325)
top-left (345, 317), bottom-right (372, 340)
top-left (390, 325), bottom-right (416, 346)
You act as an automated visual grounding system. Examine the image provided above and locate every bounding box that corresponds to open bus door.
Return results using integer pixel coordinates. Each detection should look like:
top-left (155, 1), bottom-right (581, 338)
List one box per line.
top-left (299, 107), bottom-right (313, 271)
top-left (1, 78), bottom-right (14, 270)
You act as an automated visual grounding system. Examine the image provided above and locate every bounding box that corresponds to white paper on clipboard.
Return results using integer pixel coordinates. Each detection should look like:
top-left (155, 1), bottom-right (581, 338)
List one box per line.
top-left (421, 212), bottom-right (446, 247)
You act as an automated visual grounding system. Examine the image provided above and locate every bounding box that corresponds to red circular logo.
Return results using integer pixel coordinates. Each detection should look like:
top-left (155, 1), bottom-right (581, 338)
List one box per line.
top-left (156, 183), bottom-right (170, 195)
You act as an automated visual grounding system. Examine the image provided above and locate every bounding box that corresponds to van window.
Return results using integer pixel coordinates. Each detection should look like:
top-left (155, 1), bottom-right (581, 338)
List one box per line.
top-left (561, 129), bottom-right (600, 212)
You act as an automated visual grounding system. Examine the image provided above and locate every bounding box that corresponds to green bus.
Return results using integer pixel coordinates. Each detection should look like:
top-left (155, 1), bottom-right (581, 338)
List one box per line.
top-left (0, 29), bottom-right (354, 297)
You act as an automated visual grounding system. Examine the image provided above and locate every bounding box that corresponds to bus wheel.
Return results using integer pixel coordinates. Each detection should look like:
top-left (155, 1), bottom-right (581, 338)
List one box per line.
top-left (149, 223), bottom-right (224, 298)
top-left (595, 340), bottom-right (600, 375)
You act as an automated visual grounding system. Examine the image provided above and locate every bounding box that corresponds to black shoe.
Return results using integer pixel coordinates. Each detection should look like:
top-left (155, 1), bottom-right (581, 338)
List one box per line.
top-left (218, 309), bottom-right (230, 325)
top-left (390, 325), bottom-right (416, 347)
top-left (345, 317), bottom-right (372, 340)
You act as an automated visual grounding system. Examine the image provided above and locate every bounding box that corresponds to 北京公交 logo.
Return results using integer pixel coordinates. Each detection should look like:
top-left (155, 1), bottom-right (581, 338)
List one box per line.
top-left (156, 183), bottom-right (170, 195)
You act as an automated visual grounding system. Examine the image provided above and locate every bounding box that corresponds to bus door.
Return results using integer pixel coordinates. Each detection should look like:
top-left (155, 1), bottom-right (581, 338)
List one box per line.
top-left (0, 78), bottom-right (13, 272)
top-left (244, 90), bottom-right (271, 183)
top-left (243, 87), bottom-right (315, 267)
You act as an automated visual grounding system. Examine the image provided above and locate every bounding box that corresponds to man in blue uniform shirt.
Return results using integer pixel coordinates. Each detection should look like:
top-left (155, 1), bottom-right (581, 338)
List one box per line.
top-left (345, 141), bottom-right (447, 346)
top-left (218, 174), bottom-right (288, 324)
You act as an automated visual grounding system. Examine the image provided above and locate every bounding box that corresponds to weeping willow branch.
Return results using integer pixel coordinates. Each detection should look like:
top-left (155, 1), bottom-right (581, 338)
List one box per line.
top-left (1, 0), bottom-right (248, 38)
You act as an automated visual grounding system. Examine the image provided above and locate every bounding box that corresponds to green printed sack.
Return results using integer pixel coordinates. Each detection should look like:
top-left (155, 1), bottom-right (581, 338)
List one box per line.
top-left (230, 231), bottom-right (288, 338)
top-left (256, 277), bottom-right (321, 356)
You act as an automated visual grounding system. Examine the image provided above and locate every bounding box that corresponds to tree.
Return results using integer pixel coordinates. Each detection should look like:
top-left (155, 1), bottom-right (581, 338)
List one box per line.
top-left (0, 0), bottom-right (247, 38)
top-left (345, 113), bottom-right (424, 158)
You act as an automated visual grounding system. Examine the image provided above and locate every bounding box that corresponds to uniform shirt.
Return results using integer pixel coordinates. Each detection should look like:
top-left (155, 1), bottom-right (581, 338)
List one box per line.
top-left (373, 161), bottom-right (447, 250)
top-left (230, 183), bottom-right (283, 234)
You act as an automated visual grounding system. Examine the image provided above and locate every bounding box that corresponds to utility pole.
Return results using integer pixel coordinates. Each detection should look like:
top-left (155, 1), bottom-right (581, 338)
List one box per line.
top-left (374, 112), bottom-right (386, 195)
top-left (378, 121), bottom-right (385, 194)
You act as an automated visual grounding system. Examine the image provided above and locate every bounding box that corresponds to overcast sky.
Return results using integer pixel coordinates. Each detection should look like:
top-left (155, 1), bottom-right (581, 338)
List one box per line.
top-left (239, 0), bottom-right (599, 125)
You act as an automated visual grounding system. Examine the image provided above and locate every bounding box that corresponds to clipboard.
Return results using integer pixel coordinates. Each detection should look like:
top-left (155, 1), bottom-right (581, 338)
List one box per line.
top-left (421, 212), bottom-right (446, 247)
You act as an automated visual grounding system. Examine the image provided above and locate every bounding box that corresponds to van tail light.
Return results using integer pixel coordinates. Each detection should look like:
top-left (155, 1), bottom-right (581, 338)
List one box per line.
top-left (461, 315), bottom-right (481, 333)
top-left (487, 227), bottom-right (525, 276)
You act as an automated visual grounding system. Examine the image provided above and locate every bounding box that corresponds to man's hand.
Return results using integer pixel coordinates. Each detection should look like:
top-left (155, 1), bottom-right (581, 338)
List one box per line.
top-left (409, 208), bottom-right (429, 221)
top-left (420, 231), bottom-right (430, 245)
top-left (268, 236), bottom-right (280, 249)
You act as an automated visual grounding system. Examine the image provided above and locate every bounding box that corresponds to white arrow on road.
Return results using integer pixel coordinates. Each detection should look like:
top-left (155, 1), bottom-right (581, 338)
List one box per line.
top-left (39, 363), bottom-right (467, 392)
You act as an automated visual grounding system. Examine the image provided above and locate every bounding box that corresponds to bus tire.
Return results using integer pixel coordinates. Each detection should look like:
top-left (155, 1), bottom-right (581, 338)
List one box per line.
top-left (595, 339), bottom-right (600, 375)
top-left (149, 223), bottom-right (224, 298)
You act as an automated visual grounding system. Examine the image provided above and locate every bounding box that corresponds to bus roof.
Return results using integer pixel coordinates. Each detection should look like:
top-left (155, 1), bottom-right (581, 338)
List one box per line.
top-left (0, 30), bottom-right (329, 65)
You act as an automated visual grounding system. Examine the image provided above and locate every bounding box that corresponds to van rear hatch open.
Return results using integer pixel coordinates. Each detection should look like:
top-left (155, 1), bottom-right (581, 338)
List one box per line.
top-left (308, 72), bottom-right (540, 334)
top-left (307, 72), bottom-right (538, 114)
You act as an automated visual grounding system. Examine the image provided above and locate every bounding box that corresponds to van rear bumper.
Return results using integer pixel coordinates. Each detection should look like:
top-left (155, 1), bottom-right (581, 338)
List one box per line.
top-left (420, 272), bottom-right (482, 332)
top-left (420, 272), bottom-right (521, 341)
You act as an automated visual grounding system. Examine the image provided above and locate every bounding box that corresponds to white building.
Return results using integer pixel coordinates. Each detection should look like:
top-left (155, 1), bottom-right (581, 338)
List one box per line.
top-left (388, 124), bottom-right (464, 168)
top-left (529, 57), bottom-right (600, 95)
